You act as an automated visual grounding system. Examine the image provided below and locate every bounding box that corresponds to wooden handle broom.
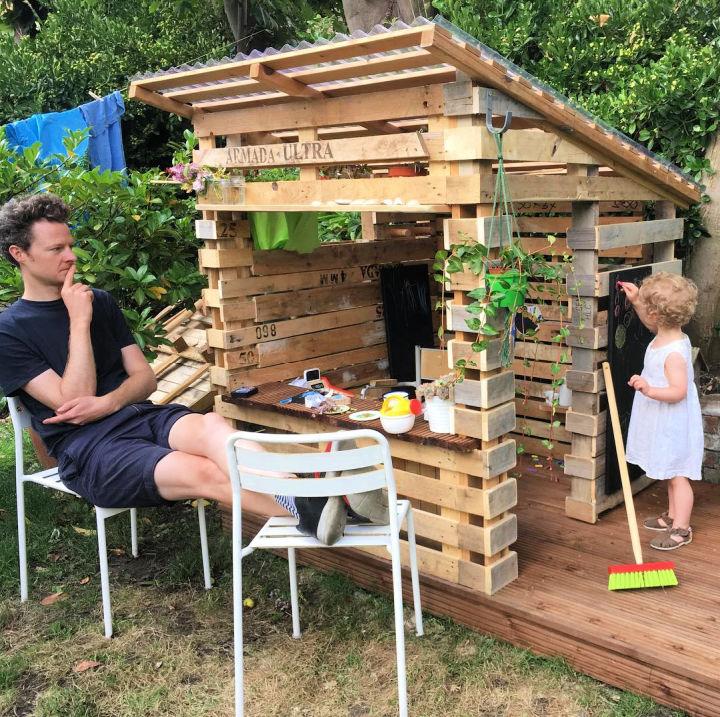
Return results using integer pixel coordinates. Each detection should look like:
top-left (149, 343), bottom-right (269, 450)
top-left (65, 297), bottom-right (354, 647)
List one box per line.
top-left (602, 362), bottom-right (678, 590)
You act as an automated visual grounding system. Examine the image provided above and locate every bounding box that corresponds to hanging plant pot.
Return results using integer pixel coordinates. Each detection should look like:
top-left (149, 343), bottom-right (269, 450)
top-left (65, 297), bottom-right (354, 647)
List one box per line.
top-left (388, 165), bottom-right (418, 178)
top-left (486, 268), bottom-right (529, 311)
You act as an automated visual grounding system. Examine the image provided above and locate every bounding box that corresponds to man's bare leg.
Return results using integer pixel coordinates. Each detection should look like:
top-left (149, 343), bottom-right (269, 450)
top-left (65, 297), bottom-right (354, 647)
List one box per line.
top-left (168, 412), bottom-right (256, 478)
top-left (162, 412), bottom-right (347, 544)
top-left (153, 449), bottom-right (285, 516)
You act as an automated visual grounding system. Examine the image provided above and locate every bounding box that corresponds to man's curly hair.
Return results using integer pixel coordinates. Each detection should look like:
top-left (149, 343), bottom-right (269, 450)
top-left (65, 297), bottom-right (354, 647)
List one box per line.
top-left (0, 193), bottom-right (69, 267)
top-left (639, 272), bottom-right (698, 328)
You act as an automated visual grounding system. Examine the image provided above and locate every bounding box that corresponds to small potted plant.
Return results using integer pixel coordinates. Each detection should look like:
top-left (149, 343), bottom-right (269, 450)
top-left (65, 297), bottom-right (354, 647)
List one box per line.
top-left (415, 371), bottom-right (462, 434)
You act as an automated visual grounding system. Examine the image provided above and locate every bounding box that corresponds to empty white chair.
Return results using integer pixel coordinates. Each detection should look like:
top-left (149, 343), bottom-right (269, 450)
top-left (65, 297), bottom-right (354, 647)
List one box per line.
top-left (225, 428), bottom-right (423, 717)
top-left (8, 396), bottom-right (212, 638)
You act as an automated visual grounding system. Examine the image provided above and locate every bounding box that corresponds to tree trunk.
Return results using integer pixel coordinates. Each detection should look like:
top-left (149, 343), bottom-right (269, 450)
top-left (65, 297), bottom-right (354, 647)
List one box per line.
top-left (341, 0), bottom-right (429, 33)
top-left (686, 130), bottom-right (720, 368)
top-left (223, 0), bottom-right (248, 49)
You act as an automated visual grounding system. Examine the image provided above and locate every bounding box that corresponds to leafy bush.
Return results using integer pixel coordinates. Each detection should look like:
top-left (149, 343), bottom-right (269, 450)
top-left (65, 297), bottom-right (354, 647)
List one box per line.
top-left (319, 212), bottom-right (361, 243)
top-left (0, 129), bottom-right (205, 355)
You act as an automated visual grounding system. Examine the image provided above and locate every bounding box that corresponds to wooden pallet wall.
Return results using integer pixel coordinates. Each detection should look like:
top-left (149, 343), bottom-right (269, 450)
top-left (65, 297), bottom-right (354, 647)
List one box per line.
top-left (510, 199), bottom-right (647, 461)
top-left (563, 192), bottom-right (683, 522)
top-left (198, 214), bottom-right (438, 392)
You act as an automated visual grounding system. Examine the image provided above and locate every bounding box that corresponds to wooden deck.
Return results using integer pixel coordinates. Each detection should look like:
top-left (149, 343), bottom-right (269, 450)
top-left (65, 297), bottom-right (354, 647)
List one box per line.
top-left (244, 466), bottom-right (720, 716)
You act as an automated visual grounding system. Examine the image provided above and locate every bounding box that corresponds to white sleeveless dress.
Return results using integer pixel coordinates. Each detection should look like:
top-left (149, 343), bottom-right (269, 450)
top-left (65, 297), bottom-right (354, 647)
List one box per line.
top-left (625, 335), bottom-right (703, 481)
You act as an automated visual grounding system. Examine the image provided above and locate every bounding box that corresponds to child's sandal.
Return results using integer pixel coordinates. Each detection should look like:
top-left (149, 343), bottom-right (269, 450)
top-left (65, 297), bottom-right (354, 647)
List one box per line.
top-left (642, 512), bottom-right (673, 531)
top-left (650, 527), bottom-right (692, 551)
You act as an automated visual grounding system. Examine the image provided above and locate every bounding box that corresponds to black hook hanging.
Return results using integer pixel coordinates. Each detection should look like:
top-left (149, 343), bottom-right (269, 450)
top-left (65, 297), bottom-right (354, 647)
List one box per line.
top-left (485, 89), bottom-right (512, 135)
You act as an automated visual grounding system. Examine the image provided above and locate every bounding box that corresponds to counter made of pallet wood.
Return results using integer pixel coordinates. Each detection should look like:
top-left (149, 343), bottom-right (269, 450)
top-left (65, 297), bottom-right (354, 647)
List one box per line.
top-left (217, 386), bottom-right (518, 596)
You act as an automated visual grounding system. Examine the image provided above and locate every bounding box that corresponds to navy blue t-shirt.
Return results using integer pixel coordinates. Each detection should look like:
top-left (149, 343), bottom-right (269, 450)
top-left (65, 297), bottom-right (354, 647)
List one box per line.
top-left (0, 290), bottom-right (136, 454)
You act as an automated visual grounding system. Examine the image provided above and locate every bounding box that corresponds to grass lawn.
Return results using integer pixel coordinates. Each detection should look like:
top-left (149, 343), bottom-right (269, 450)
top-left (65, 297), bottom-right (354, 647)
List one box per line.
top-left (0, 418), bottom-right (686, 717)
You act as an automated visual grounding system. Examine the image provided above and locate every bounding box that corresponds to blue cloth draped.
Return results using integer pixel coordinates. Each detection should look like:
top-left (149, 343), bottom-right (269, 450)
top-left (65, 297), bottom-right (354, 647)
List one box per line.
top-left (79, 92), bottom-right (126, 172)
top-left (4, 108), bottom-right (88, 162)
top-left (2, 91), bottom-right (126, 172)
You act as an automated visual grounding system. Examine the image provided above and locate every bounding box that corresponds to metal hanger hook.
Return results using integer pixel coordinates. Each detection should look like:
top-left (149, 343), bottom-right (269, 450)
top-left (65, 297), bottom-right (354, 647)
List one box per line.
top-left (485, 89), bottom-right (512, 135)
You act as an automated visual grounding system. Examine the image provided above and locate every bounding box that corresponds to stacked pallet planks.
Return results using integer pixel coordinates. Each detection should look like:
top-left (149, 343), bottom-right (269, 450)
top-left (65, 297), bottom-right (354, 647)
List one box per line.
top-left (199, 213), bottom-right (438, 392)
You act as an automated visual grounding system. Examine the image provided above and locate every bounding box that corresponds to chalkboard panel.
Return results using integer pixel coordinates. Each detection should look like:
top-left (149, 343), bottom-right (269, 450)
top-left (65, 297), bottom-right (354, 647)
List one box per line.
top-left (605, 266), bottom-right (654, 495)
top-left (380, 265), bottom-right (435, 382)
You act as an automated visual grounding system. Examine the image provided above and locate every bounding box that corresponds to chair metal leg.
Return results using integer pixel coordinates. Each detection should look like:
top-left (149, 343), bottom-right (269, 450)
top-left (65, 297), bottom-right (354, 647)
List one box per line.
top-left (197, 501), bottom-right (212, 590)
top-left (17, 480), bottom-right (28, 602)
top-left (232, 495), bottom-right (244, 717)
top-left (389, 534), bottom-right (408, 717)
top-left (95, 509), bottom-right (113, 639)
top-left (405, 508), bottom-right (424, 637)
top-left (287, 548), bottom-right (301, 639)
top-left (130, 508), bottom-right (138, 558)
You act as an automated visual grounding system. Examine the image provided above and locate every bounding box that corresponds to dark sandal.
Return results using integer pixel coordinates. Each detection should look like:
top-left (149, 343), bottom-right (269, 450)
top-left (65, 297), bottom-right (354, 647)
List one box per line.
top-left (643, 512), bottom-right (674, 531)
top-left (650, 527), bottom-right (692, 551)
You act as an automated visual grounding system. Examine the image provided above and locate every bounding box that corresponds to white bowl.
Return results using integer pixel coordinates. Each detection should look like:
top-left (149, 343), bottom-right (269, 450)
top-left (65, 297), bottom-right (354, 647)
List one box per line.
top-left (379, 412), bottom-right (416, 434)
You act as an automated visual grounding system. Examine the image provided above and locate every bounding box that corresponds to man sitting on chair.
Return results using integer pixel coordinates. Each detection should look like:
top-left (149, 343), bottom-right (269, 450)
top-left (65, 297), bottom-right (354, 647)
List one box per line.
top-left (0, 193), bottom-right (355, 544)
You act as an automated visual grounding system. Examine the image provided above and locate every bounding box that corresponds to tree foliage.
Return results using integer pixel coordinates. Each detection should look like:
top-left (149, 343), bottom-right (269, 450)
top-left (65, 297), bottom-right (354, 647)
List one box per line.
top-left (433, 0), bottom-right (720, 183)
top-left (0, 0), bottom-right (232, 170)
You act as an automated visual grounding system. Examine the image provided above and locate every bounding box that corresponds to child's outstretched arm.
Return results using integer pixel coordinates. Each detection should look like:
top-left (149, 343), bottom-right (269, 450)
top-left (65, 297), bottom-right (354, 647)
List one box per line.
top-left (628, 352), bottom-right (687, 403)
top-left (619, 281), bottom-right (657, 332)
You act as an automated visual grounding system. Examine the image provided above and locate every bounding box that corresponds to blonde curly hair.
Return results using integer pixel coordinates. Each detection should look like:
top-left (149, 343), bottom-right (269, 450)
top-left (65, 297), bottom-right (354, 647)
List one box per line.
top-left (639, 272), bottom-right (698, 328)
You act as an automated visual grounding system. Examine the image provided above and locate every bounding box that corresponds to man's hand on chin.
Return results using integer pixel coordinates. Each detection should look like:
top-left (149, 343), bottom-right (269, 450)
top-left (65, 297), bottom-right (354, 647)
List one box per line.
top-left (43, 395), bottom-right (116, 426)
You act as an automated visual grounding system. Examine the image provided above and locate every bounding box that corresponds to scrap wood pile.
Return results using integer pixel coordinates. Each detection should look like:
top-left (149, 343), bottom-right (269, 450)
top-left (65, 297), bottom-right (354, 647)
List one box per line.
top-left (148, 300), bottom-right (214, 411)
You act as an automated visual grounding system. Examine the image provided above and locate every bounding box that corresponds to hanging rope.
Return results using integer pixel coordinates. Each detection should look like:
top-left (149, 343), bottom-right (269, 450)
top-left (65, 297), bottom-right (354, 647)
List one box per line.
top-left (485, 127), bottom-right (522, 366)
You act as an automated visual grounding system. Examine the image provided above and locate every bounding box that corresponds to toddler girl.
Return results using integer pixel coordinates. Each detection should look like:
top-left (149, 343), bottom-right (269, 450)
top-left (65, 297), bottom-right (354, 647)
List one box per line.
top-left (620, 272), bottom-right (703, 550)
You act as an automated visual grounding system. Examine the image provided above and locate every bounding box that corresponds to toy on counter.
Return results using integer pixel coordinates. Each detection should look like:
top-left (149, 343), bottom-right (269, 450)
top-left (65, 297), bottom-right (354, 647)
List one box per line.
top-left (320, 376), bottom-right (354, 398)
top-left (301, 368), bottom-right (354, 397)
top-left (379, 394), bottom-right (421, 434)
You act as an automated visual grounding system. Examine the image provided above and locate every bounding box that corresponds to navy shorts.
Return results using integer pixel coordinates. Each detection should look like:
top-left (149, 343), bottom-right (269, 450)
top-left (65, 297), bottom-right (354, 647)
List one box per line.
top-left (56, 402), bottom-right (193, 508)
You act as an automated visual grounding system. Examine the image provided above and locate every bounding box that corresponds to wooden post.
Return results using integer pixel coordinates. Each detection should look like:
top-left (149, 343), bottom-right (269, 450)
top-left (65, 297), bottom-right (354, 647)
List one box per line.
top-left (440, 79), bottom-right (518, 593)
top-left (198, 133), bottom-right (257, 392)
top-left (564, 172), bottom-right (603, 522)
top-left (654, 200), bottom-right (676, 262)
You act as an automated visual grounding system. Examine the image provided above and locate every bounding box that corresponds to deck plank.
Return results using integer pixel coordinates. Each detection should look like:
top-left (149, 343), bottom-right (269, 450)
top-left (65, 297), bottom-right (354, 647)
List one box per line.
top-left (241, 467), bottom-right (720, 716)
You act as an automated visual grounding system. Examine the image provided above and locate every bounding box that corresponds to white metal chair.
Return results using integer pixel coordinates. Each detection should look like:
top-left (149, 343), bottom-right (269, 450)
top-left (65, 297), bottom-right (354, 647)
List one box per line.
top-left (8, 396), bottom-right (212, 638)
top-left (225, 429), bottom-right (423, 717)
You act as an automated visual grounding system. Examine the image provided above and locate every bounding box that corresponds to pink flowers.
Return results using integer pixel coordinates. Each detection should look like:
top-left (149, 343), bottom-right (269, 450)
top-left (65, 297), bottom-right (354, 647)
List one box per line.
top-left (165, 163), bottom-right (212, 193)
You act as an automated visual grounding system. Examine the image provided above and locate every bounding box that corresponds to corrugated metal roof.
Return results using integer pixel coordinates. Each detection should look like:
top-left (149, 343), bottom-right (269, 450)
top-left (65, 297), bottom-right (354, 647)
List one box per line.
top-left (128, 15), bottom-right (700, 195)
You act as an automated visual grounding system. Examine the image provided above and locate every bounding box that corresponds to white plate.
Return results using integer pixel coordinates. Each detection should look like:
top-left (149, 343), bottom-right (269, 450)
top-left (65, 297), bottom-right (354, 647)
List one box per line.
top-left (348, 410), bottom-right (381, 422)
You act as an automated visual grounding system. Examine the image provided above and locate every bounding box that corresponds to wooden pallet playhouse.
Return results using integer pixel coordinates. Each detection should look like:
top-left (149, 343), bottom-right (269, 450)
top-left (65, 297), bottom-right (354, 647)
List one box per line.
top-left (129, 18), bottom-right (720, 716)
